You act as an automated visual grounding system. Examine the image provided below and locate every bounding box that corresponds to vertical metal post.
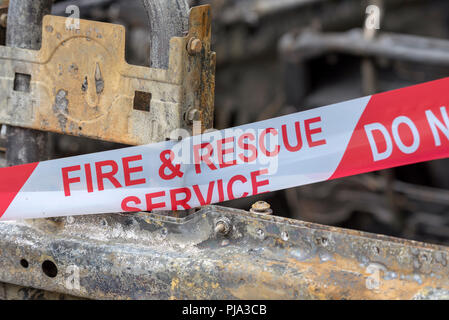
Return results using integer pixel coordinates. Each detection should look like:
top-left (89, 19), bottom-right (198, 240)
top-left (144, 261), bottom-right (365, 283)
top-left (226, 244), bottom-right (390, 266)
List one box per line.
top-left (141, 0), bottom-right (189, 69)
top-left (5, 0), bottom-right (52, 165)
top-left (362, 0), bottom-right (402, 231)
top-left (141, 0), bottom-right (191, 218)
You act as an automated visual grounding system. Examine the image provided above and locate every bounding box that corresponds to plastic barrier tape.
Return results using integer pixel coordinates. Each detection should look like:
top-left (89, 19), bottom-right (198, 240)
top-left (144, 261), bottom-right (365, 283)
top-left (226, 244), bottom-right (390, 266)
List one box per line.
top-left (1, 77), bottom-right (449, 220)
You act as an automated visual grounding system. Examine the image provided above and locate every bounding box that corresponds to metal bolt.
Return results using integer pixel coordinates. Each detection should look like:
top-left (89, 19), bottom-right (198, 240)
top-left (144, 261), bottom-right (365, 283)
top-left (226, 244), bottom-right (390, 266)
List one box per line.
top-left (187, 37), bottom-right (202, 55)
top-left (185, 108), bottom-right (200, 124)
top-left (215, 217), bottom-right (231, 235)
top-left (0, 13), bottom-right (7, 28)
top-left (215, 223), bottom-right (225, 233)
top-left (250, 201), bottom-right (273, 215)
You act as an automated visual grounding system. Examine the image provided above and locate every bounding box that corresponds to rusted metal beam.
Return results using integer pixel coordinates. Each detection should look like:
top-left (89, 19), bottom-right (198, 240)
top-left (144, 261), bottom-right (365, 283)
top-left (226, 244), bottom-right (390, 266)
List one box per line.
top-left (0, 205), bottom-right (448, 299)
top-left (5, 0), bottom-right (52, 165)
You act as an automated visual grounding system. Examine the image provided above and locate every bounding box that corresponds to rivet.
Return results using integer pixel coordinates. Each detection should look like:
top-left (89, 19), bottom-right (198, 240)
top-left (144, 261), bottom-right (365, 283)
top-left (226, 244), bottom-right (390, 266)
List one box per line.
top-left (215, 217), bottom-right (231, 235)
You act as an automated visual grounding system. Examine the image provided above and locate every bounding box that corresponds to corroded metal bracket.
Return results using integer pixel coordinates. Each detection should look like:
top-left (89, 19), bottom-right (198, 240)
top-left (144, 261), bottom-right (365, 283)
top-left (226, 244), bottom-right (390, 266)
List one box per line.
top-left (0, 5), bottom-right (215, 145)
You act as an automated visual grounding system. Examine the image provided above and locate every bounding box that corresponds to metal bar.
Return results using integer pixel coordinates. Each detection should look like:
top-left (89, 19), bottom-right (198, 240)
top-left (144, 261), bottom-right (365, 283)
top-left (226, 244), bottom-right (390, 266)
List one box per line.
top-left (5, 0), bottom-right (52, 165)
top-left (280, 28), bottom-right (449, 66)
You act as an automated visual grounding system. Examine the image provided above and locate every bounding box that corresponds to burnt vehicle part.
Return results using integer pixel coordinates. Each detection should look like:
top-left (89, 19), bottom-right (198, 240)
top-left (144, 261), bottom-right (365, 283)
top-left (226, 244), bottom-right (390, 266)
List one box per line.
top-left (278, 7), bottom-right (449, 245)
top-left (1, 205), bottom-right (449, 299)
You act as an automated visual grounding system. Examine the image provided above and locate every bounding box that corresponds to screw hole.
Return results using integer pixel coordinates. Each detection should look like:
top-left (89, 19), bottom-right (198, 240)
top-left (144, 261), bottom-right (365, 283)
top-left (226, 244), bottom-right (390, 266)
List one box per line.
top-left (316, 237), bottom-right (328, 246)
top-left (20, 259), bottom-right (29, 268)
top-left (42, 260), bottom-right (58, 278)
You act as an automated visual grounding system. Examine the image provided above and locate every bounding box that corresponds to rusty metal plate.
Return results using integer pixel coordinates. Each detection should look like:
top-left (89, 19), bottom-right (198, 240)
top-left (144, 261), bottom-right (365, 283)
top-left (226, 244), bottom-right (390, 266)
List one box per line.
top-left (0, 5), bottom-right (215, 145)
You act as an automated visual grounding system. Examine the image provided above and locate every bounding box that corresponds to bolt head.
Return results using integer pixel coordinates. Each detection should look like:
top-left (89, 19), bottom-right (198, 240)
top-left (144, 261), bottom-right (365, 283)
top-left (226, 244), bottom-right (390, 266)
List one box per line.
top-left (250, 201), bottom-right (273, 215)
top-left (215, 217), bottom-right (231, 235)
top-left (188, 38), bottom-right (203, 55)
top-left (185, 108), bottom-right (200, 123)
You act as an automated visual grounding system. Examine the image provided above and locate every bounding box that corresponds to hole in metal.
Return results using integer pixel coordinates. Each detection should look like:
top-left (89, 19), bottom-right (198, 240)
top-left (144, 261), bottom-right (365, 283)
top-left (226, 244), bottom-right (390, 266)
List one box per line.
top-left (42, 260), bottom-right (58, 278)
top-left (81, 76), bottom-right (88, 91)
top-left (133, 91), bottom-right (151, 112)
top-left (20, 259), bottom-right (29, 268)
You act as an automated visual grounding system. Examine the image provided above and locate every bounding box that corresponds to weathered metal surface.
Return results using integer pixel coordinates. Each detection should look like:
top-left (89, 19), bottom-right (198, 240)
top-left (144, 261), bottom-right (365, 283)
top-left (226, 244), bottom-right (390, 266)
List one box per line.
top-left (0, 205), bottom-right (449, 300)
top-left (141, 0), bottom-right (190, 69)
top-left (0, 5), bottom-right (215, 145)
top-left (5, 0), bottom-right (52, 166)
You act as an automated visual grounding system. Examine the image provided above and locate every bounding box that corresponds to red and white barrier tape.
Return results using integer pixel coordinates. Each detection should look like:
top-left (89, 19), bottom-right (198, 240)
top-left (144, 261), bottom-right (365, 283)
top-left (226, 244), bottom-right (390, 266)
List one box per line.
top-left (1, 77), bottom-right (449, 220)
